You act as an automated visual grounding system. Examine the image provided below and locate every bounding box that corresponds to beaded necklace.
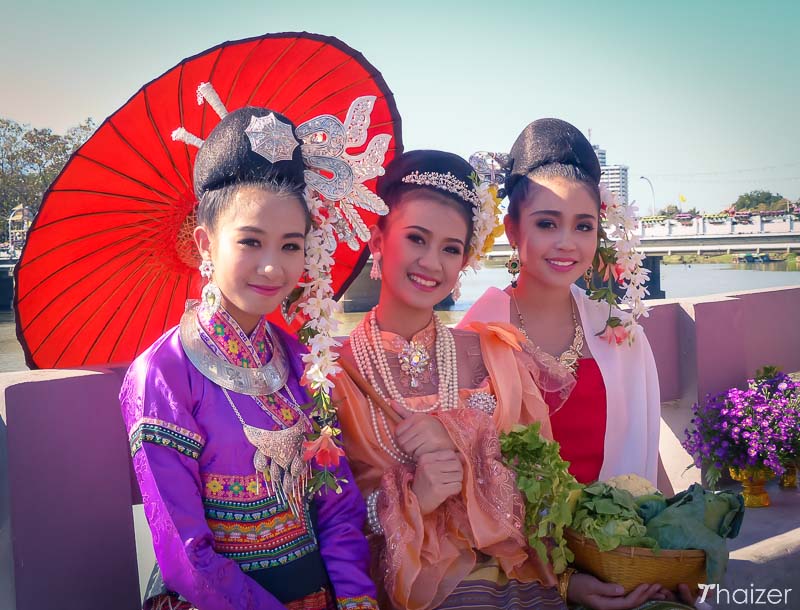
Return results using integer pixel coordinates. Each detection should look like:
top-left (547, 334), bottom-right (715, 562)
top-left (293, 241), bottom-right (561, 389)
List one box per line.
top-left (351, 308), bottom-right (459, 463)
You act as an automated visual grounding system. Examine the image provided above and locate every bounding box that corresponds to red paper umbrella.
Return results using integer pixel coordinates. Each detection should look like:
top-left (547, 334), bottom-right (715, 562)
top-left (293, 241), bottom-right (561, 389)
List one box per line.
top-left (15, 32), bottom-right (402, 369)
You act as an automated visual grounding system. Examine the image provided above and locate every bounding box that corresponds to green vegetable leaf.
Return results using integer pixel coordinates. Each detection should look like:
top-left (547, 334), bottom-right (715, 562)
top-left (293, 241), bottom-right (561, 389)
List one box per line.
top-left (500, 422), bottom-right (582, 574)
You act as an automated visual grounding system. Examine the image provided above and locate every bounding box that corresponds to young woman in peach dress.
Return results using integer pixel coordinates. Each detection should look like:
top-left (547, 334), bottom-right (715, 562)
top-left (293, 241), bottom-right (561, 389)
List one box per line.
top-left (332, 149), bottom-right (574, 610)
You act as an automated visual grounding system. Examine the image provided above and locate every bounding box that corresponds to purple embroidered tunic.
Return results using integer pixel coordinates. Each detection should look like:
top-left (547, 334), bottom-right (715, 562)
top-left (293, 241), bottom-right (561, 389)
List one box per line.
top-left (120, 311), bottom-right (377, 610)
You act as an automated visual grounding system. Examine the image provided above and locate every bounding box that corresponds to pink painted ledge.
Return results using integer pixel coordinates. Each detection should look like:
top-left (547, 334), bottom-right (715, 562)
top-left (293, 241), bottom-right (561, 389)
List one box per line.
top-left (1, 285), bottom-right (798, 609)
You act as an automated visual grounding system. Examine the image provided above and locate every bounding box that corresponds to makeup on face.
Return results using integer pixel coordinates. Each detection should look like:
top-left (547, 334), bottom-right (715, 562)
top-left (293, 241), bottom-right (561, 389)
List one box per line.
top-left (198, 187), bottom-right (307, 333)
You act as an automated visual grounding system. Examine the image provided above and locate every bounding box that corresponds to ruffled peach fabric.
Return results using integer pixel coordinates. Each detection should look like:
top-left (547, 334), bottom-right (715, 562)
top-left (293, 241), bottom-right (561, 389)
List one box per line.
top-left (334, 322), bottom-right (558, 610)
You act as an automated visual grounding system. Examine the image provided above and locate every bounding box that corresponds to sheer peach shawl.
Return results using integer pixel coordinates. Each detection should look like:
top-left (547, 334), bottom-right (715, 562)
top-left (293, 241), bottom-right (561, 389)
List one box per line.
top-left (334, 322), bottom-right (557, 610)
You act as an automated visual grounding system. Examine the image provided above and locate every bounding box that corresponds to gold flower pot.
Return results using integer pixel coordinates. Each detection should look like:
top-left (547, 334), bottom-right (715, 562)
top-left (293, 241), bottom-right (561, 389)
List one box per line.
top-left (779, 465), bottom-right (797, 489)
top-left (729, 467), bottom-right (773, 507)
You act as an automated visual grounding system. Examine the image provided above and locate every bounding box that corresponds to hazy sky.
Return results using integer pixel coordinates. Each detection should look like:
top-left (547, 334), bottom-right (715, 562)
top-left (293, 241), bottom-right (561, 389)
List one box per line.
top-left (2, 0), bottom-right (798, 213)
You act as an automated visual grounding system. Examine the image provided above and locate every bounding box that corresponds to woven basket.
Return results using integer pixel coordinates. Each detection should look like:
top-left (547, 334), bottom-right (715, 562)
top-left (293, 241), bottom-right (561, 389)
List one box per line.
top-left (565, 528), bottom-right (706, 594)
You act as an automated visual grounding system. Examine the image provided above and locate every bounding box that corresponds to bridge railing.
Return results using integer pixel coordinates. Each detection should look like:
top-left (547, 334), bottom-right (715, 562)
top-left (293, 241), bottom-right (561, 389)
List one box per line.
top-left (639, 214), bottom-right (798, 238)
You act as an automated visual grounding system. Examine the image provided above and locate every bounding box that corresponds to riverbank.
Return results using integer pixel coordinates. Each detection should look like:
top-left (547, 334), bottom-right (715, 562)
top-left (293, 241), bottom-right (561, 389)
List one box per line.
top-left (662, 252), bottom-right (797, 266)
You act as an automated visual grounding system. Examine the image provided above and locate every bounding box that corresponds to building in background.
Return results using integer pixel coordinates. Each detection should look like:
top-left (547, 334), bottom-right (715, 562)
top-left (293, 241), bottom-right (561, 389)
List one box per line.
top-left (592, 143), bottom-right (629, 204)
top-left (592, 144), bottom-right (607, 166)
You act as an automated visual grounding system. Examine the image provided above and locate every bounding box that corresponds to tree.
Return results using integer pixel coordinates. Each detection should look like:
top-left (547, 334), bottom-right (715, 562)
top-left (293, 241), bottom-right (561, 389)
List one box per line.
top-left (0, 117), bottom-right (95, 240)
top-left (657, 204), bottom-right (681, 218)
top-left (772, 197), bottom-right (794, 213)
top-left (0, 118), bottom-right (28, 216)
top-left (733, 190), bottom-right (784, 211)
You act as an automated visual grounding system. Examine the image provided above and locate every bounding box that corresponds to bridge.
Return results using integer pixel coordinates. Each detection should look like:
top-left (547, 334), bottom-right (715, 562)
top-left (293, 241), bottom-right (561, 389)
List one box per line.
top-left (487, 214), bottom-right (800, 258)
top-left (638, 214), bottom-right (800, 256)
top-left (638, 232), bottom-right (800, 256)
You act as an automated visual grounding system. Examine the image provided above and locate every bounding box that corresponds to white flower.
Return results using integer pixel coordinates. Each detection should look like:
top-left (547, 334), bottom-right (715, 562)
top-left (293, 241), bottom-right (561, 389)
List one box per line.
top-left (300, 296), bottom-right (325, 319)
top-left (598, 187), bottom-right (649, 338)
top-left (305, 363), bottom-right (336, 393)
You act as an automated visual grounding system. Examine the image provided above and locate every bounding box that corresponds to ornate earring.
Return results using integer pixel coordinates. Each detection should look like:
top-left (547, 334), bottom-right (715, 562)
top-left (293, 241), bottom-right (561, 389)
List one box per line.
top-left (199, 259), bottom-right (221, 317)
top-left (583, 266), bottom-right (594, 288)
top-left (370, 252), bottom-right (382, 280)
top-left (281, 297), bottom-right (296, 325)
top-left (281, 287), bottom-right (303, 325)
top-left (506, 247), bottom-right (521, 288)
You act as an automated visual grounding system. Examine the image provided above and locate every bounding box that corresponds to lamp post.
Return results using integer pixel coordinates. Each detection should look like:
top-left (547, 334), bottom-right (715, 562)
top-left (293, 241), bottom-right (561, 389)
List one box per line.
top-left (640, 176), bottom-right (656, 216)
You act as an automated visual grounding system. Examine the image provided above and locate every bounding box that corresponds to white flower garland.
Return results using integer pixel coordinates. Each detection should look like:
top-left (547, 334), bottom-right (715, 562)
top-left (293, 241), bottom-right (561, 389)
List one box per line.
top-left (298, 189), bottom-right (343, 393)
top-left (599, 184), bottom-right (650, 342)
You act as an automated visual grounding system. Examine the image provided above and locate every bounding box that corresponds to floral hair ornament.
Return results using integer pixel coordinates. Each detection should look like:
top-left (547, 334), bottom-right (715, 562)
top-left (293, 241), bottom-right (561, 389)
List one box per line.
top-left (589, 184), bottom-right (650, 345)
top-left (173, 82), bottom-right (392, 494)
top-left (446, 151), bottom-right (508, 301)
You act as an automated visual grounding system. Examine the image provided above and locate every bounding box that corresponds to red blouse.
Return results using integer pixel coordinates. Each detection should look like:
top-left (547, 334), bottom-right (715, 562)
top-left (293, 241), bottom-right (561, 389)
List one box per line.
top-left (549, 358), bottom-right (607, 484)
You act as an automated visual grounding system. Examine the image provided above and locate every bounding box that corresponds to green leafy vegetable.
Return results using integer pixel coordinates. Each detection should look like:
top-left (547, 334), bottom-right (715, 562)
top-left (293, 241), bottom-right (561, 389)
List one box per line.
top-left (644, 484), bottom-right (744, 583)
top-left (499, 422), bottom-right (582, 574)
top-left (571, 482), bottom-right (659, 551)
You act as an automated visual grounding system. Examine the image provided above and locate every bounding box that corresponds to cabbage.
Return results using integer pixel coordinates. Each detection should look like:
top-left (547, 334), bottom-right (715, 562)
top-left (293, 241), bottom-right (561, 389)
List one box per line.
top-left (571, 482), bottom-right (659, 551)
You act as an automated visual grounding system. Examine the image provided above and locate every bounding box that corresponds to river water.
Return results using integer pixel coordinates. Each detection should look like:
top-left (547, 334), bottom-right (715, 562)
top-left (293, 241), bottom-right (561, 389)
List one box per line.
top-left (1, 262), bottom-right (798, 373)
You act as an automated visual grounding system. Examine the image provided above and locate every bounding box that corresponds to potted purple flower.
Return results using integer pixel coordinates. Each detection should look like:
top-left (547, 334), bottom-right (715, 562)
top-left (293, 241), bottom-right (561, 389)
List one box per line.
top-left (683, 369), bottom-right (800, 507)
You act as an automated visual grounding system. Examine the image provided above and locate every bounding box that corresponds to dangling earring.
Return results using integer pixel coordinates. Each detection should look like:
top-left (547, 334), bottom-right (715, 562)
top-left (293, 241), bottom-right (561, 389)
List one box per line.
top-left (506, 247), bottom-right (521, 288)
top-left (281, 297), bottom-right (296, 325)
top-left (370, 252), bottom-right (382, 280)
top-left (199, 259), bottom-right (221, 317)
top-left (452, 273), bottom-right (463, 302)
top-left (583, 266), bottom-right (594, 288)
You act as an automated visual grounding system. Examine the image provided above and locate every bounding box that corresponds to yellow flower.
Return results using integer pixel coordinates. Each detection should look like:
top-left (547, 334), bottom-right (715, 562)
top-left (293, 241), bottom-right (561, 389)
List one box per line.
top-left (246, 479), bottom-right (259, 494)
top-left (281, 407), bottom-right (294, 422)
top-left (480, 185), bottom-right (505, 256)
top-left (227, 339), bottom-right (240, 356)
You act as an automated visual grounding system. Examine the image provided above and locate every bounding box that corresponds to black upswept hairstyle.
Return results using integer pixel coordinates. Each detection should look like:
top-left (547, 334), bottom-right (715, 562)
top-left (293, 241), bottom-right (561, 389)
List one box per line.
top-left (193, 107), bottom-right (311, 232)
top-left (504, 118), bottom-right (602, 222)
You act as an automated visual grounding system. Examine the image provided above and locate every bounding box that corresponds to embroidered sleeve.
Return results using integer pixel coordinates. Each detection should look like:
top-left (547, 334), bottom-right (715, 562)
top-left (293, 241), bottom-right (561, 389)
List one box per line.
top-left (129, 416), bottom-right (205, 459)
top-left (119, 332), bottom-right (207, 458)
top-left (336, 595), bottom-right (379, 610)
top-left (313, 455), bottom-right (379, 608)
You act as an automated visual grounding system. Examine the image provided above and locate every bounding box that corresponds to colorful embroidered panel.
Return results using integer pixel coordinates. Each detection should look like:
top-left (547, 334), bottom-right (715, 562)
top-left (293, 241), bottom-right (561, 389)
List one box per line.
top-left (336, 595), bottom-right (379, 610)
top-left (201, 308), bottom-right (272, 368)
top-left (196, 308), bottom-right (303, 428)
top-left (287, 589), bottom-right (333, 610)
top-left (149, 588), bottom-right (336, 610)
top-left (129, 417), bottom-right (205, 459)
top-left (202, 472), bottom-right (319, 571)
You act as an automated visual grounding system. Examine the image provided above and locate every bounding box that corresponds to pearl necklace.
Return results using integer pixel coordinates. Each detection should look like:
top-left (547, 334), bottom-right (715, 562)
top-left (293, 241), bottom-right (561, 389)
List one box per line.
top-left (351, 308), bottom-right (459, 463)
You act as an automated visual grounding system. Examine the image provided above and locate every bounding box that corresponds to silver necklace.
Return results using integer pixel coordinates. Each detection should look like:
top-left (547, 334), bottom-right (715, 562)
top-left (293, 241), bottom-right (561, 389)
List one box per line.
top-left (221, 387), bottom-right (309, 518)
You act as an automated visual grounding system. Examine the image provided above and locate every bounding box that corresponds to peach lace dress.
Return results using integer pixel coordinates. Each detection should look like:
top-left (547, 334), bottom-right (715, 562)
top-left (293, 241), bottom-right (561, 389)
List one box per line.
top-left (334, 319), bottom-right (568, 610)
